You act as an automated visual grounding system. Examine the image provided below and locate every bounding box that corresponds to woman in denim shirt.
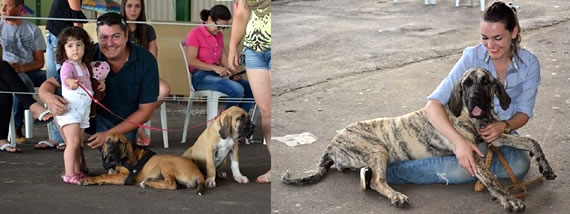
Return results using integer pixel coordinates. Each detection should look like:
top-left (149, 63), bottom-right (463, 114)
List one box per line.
top-left (384, 1), bottom-right (539, 184)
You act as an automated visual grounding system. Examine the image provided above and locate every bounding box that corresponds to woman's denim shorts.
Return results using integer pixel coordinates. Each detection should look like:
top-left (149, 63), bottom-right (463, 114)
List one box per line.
top-left (244, 47), bottom-right (271, 70)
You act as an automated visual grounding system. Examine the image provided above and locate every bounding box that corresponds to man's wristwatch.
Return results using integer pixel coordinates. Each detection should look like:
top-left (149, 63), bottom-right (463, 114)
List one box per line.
top-left (502, 120), bottom-right (511, 134)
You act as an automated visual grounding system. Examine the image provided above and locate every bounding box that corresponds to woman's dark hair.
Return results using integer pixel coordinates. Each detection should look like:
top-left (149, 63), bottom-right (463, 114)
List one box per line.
top-left (55, 27), bottom-right (94, 66)
top-left (120, 0), bottom-right (150, 49)
top-left (200, 5), bottom-right (232, 23)
top-left (482, 1), bottom-right (522, 61)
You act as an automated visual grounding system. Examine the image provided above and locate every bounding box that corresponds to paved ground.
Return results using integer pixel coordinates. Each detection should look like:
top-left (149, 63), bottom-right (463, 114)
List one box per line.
top-left (0, 103), bottom-right (270, 214)
top-left (272, 0), bottom-right (570, 213)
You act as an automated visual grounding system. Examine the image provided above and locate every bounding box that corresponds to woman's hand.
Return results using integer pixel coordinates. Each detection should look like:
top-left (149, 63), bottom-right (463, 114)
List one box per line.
top-left (213, 66), bottom-right (231, 76)
top-left (97, 80), bottom-right (106, 92)
top-left (479, 122), bottom-right (506, 143)
top-left (454, 138), bottom-right (484, 177)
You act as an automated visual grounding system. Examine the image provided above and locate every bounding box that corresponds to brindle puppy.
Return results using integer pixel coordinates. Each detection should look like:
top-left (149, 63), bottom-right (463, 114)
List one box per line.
top-left (281, 68), bottom-right (556, 212)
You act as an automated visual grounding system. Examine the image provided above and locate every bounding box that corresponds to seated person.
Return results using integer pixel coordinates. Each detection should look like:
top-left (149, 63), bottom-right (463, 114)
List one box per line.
top-left (0, 0), bottom-right (47, 143)
top-left (185, 5), bottom-right (253, 113)
top-left (0, 61), bottom-right (52, 153)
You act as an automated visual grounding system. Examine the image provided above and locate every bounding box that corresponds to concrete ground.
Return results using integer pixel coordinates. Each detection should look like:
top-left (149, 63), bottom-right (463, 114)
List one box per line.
top-left (0, 103), bottom-right (270, 214)
top-left (272, 0), bottom-right (570, 213)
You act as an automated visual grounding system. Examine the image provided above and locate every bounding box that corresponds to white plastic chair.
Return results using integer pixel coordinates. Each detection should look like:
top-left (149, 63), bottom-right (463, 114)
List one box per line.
top-left (8, 88), bottom-right (40, 144)
top-left (179, 40), bottom-right (227, 144)
top-left (456, 0), bottom-right (487, 11)
top-left (143, 102), bottom-right (169, 148)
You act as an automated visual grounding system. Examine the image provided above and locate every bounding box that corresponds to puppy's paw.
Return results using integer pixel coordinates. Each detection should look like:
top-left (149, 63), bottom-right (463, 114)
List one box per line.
top-left (217, 171), bottom-right (228, 179)
top-left (234, 175), bottom-right (249, 184)
top-left (78, 177), bottom-right (93, 186)
top-left (389, 192), bottom-right (409, 208)
top-left (206, 177), bottom-right (216, 188)
top-left (500, 196), bottom-right (525, 212)
top-left (139, 178), bottom-right (150, 189)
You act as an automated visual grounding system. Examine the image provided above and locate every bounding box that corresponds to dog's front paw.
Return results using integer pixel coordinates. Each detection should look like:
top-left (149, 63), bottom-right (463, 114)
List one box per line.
top-left (139, 178), bottom-right (150, 189)
top-left (78, 177), bottom-right (94, 186)
top-left (389, 192), bottom-right (409, 208)
top-left (499, 196), bottom-right (525, 212)
top-left (206, 177), bottom-right (216, 188)
top-left (217, 171), bottom-right (228, 179)
top-left (234, 175), bottom-right (249, 184)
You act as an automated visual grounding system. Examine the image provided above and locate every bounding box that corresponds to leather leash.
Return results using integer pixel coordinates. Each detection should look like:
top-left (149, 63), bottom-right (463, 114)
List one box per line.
top-left (474, 144), bottom-right (544, 200)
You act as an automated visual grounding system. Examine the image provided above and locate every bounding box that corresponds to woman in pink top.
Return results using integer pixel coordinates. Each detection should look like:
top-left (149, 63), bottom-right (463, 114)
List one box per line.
top-left (185, 5), bottom-right (253, 112)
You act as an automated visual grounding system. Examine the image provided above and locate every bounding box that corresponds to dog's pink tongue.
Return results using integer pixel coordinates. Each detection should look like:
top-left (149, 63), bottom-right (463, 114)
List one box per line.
top-left (472, 106), bottom-right (482, 116)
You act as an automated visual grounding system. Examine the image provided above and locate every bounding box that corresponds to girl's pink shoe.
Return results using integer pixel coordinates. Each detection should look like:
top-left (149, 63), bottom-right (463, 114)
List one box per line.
top-left (62, 174), bottom-right (81, 185)
top-left (77, 172), bottom-right (88, 179)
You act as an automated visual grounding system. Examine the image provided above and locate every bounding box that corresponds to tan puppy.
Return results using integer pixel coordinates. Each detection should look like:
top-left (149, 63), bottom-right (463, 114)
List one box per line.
top-left (79, 134), bottom-right (205, 195)
top-left (183, 106), bottom-right (255, 188)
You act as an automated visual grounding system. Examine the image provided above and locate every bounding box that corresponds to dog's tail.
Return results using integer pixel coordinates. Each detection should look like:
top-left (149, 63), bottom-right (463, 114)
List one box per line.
top-left (196, 177), bottom-right (205, 196)
top-left (281, 152), bottom-right (333, 185)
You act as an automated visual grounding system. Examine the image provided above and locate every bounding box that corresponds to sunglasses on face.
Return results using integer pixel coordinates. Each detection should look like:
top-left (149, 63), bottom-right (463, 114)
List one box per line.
top-left (96, 13), bottom-right (127, 27)
top-left (213, 21), bottom-right (229, 31)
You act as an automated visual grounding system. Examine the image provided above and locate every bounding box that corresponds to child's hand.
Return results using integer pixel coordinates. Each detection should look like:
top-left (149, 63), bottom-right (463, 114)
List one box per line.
top-left (97, 80), bottom-right (106, 91)
top-left (65, 78), bottom-right (79, 90)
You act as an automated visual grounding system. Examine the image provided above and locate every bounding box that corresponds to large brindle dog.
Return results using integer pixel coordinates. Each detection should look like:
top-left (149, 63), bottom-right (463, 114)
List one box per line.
top-left (281, 68), bottom-right (556, 212)
top-left (79, 134), bottom-right (205, 195)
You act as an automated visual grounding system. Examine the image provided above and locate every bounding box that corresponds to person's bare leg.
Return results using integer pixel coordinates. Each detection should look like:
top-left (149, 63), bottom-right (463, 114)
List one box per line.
top-left (62, 123), bottom-right (81, 177)
top-left (246, 69), bottom-right (271, 183)
top-left (137, 78), bottom-right (171, 146)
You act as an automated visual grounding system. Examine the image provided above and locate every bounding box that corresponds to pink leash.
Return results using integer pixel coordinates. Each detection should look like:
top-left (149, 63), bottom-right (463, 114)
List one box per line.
top-left (78, 83), bottom-right (220, 132)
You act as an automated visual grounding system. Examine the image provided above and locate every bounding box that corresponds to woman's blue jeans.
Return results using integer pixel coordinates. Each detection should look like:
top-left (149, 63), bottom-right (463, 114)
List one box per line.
top-left (191, 69), bottom-right (254, 112)
top-left (386, 142), bottom-right (531, 184)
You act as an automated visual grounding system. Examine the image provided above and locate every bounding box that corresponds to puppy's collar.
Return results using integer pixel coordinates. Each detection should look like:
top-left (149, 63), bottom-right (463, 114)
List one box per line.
top-left (123, 148), bottom-right (156, 185)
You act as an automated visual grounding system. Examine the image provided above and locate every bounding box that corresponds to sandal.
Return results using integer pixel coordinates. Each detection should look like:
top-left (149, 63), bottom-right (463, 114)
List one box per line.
top-left (0, 143), bottom-right (21, 153)
top-left (33, 109), bottom-right (53, 125)
top-left (255, 170), bottom-right (271, 184)
top-left (62, 174), bottom-right (82, 185)
top-left (34, 140), bottom-right (65, 150)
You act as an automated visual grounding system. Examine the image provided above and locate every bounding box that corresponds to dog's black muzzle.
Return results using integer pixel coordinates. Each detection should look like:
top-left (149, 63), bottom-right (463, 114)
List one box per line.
top-left (238, 119), bottom-right (256, 139)
top-left (102, 143), bottom-right (122, 170)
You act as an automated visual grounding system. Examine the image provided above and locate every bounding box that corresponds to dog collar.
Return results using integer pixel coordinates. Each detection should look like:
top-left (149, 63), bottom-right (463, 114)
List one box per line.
top-left (123, 148), bottom-right (156, 185)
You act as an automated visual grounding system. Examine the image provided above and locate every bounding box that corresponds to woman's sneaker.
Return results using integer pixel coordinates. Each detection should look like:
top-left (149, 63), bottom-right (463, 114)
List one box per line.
top-left (360, 167), bottom-right (372, 190)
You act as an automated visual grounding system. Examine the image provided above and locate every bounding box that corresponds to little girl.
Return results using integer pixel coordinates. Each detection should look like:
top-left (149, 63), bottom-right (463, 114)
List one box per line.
top-left (55, 27), bottom-right (105, 184)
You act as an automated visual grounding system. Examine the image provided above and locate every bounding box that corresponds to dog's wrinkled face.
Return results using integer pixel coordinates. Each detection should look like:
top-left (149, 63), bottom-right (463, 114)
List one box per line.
top-left (218, 106), bottom-right (256, 140)
top-left (449, 68), bottom-right (511, 119)
top-left (101, 135), bottom-right (129, 170)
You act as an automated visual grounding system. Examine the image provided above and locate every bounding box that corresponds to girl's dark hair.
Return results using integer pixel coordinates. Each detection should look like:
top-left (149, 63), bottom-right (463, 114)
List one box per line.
top-left (120, 0), bottom-right (150, 49)
top-left (483, 1), bottom-right (522, 61)
top-left (55, 27), bottom-right (94, 66)
top-left (199, 5), bottom-right (232, 23)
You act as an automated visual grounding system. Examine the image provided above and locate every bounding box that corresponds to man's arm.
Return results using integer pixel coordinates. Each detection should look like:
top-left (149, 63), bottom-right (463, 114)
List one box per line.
top-left (39, 77), bottom-right (68, 116)
top-left (15, 50), bottom-right (44, 72)
top-left (87, 102), bottom-right (154, 149)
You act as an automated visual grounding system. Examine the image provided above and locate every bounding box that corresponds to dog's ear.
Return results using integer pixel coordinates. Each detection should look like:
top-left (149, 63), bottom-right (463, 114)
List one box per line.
top-left (123, 137), bottom-right (138, 165)
top-left (218, 114), bottom-right (232, 139)
top-left (448, 79), bottom-right (464, 117)
top-left (494, 80), bottom-right (511, 110)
